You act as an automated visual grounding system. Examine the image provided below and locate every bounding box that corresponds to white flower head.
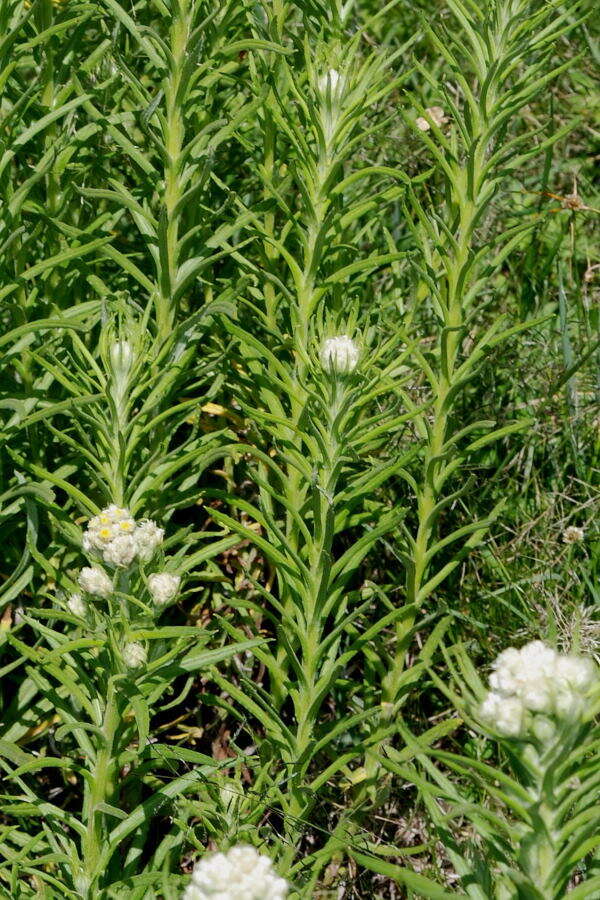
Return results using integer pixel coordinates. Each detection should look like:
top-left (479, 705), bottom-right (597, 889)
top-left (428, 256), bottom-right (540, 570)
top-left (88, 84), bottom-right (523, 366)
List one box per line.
top-left (555, 655), bottom-right (596, 691)
top-left (78, 566), bottom-right (112, 598)
top-left (103, 533), bottom-right (137, 568)
top-left (83, 506), bottom-right (164, 568)
top-left (480, 691), bottom-right (524, 737)
top-left (135, 519), bottom-right (164, 563)
top-left (554, 688), bottom-right (584, 721)
top-left (320, 335), bottom-right (359, 375)
top-left (84, 506), bottom-right (136, 554)
top-left (67, 593), bottom-right (87, 618)
top-left (148, 572), bottom-right (181, 606)
top-left (123, 642), bottom-right (147, 669)
top-left (562, 525), bottom-right (585, 544)
top-left (183, 845), bottom-right (288, 900)
top-left (521, 685), bottom-right (552, 712)
top-left (482, 640), bottom-right (598, 736)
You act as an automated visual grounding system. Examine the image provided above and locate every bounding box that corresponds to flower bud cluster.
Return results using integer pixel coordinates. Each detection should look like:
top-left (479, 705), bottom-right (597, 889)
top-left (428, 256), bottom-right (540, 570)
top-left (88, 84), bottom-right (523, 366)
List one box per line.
top-left (183, 845), bottom-right (288, 900)
top-left (83, 505), bottom-right (163, 568)
top-left (320, 335), bottom-right (359, 375)
top-left (72, 505), bottom-right (184, 674)
top-left (109, 340), bottom-right (134, 379)
top-left (480, 640), bottom-right (598, 737)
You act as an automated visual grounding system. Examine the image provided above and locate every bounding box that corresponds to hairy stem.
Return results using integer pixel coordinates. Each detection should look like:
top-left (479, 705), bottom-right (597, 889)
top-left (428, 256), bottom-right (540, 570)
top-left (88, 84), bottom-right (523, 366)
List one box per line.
top-left (82, 678), bottom-right (119, 892)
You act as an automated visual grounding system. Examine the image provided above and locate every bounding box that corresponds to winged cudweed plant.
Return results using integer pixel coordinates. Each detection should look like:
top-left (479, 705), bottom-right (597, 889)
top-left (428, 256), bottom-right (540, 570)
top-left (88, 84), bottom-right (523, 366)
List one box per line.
top-left (199, 7), bottom-right (444, 887)
top-left (75, 0), bottom-right (288, 342)
top-left (380, 0), bottom-right (584, 708)
top-left (0, 308), bottom-right (261, 896)
top-left (375, 640), bottom-right (600, 898)
top-left (0, 0), bottom-right (593, 895)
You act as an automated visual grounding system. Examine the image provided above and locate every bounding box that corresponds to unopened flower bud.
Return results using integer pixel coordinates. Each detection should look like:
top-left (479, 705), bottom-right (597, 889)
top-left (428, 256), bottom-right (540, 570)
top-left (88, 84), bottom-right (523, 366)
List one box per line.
top-left (78, 566), bottom-right (112, 598)
top-left (320, 335), bottom-right (359, 375)
top-left (67, 593), bottom-right (87, 618)
top-left (148, 572), bottom-right (181, 605)
top-left (318, 68), bottom-right (342, 95)
top-left (531, 716), bottom-right (556, 742)
top-left (109, 340), bottom-right (134, 378)
top-left (135, 519), bottom-right (164, 562)
top-left (103, 533), bottom-right (137, 568)
top-left (480, 692), bottom-right (524, 737)
top-left (123, 642), bottom-right (146, 668)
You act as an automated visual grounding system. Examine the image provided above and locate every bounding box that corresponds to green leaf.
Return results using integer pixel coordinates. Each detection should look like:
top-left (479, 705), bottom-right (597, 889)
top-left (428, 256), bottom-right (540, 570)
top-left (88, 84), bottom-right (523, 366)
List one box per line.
top-left (350, 850), bottom-right (466, 898)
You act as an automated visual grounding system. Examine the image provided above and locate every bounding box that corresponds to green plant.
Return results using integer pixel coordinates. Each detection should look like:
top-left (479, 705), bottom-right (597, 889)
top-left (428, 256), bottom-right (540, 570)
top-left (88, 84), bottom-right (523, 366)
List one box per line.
top-left (374, 640), bottom-right (600, 899)
top-left (0, 0), bottom-right (597, 895)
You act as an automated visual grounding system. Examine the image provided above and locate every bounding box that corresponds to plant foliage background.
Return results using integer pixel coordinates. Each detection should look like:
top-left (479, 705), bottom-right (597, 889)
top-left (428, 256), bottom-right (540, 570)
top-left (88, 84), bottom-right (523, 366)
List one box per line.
top-left (0, 0), bottom-right (598, 896)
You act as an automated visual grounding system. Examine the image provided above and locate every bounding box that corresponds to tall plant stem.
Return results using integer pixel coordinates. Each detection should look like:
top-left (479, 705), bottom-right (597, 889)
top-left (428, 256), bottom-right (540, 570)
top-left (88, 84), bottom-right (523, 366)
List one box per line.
top-left (273, 130), bottom-right (337, 691)
top-left (82, 678), bottom-right (119, 892)
top-left (155, 0), bottom-right (190, 340)
top-left (281, 381), bottom-right (346, 859)
top-left (382, 198), bottom-right (481, 703)
top-left (383, 54), bottom-right (505, 701)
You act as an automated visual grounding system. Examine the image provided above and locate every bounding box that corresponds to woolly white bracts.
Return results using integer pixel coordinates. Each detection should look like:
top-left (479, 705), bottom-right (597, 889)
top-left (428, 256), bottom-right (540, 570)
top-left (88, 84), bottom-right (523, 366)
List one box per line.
top-left (67, 593), bottom-right (87, 618)
top-left (83, 506), bottom-right (163, 567)
top-left (123, 642), bottom-right (147, 669)
top-left (320, 335), bottom-right (359, 375)
top-left (318, 68), bottom-right (343, 95)
top-left (135, 519), bottom-right (165, 563)
top-left (78, 566), bottom-right (112, 598)
top-left (109, 340), bottom-right (134, 378)
top-left (182, 845), bottom-right (288, 900)
top-left (480, 640), bottom-right (597, 737)
top-left (148, 572), bottom-right (180, 606)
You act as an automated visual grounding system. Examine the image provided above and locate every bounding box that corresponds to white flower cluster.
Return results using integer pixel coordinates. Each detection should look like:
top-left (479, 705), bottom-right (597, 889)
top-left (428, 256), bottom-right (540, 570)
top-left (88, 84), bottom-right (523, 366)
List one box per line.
top-left (182, 845), bottom-right (288, 900)
top-left (480, 640), bottom-right (598, 737)
top-left (320, 335), bottom-right (359, 375)
top-left (83, 505), bottom-right (163, 568)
